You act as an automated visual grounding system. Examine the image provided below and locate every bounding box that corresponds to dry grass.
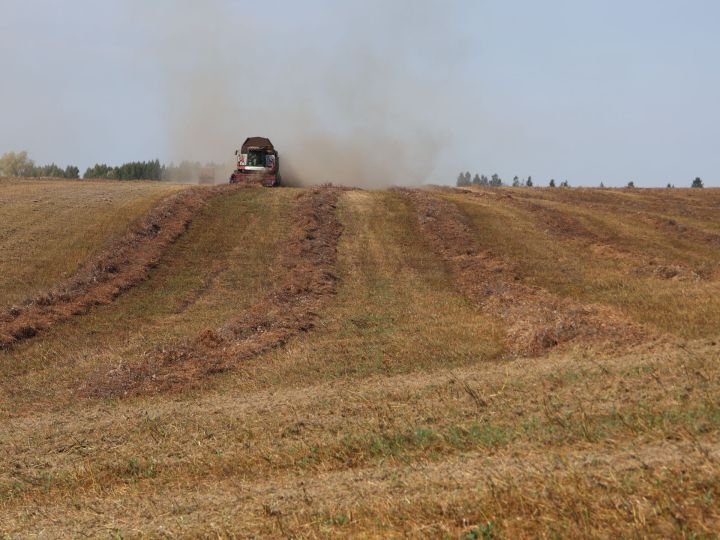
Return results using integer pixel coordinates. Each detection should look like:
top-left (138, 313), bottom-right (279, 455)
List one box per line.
top-left (401, 188), bottom-right (651, 355)
top-left (0, 184), bottom-right (718, 538)
top-left (0, 177), bottom-right (189, 306)
top-left (0, 186), bottom-right (297, 412)
top-left (83, 187), bottom-right (344, 397)
top-left (0, 184), bottom-right (236, 348)
top-left (444, 187), bottom-right (720, 339)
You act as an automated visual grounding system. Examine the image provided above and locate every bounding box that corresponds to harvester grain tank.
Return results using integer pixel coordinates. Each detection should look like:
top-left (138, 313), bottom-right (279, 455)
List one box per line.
top-left (229, 137), bottom-right (281, 187)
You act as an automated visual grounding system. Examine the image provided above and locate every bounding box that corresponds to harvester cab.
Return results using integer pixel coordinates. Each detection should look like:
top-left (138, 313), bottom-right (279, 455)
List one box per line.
top-left (229, 137), bottom-right (281, 187)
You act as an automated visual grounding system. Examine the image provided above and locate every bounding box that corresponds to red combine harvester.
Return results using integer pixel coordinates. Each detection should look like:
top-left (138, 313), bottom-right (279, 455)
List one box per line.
top-left (229, 137), bottom-right (281, 187)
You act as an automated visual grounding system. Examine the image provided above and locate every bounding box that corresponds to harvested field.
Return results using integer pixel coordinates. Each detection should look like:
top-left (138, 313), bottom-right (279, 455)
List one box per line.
top-left (0, 177), bottom-right (190, 305)
top-left (401, 188), bottom-right (651, 354)
top-left (0, 184), bottom-right (237, 348)
top-left (444, 187), bottom-right (720, 339)
top-left (1, 181), bottom-right (718, 538)
top-left (85, 188), bottom-right (343, 397)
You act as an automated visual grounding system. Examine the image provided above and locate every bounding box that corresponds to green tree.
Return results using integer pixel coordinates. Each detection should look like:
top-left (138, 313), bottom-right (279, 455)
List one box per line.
top-left (65, 165), bottom-right (80, 179)
top-left (84, 164), bottom-right (115, 179)
top-left (691, 177), bottom-right (704, 188)
top-left (489, 173), bottom-right (502, 187)
top-left (627, 181), bottom-right (635, 188)
top-left (526, 176), bottom-right (533, 187)
top-left (472, 173), bottom-right (481, 185)
top-left (84, 160), bottom-right (163, 181)
top-left (549, 179), bottom-right (556, 187)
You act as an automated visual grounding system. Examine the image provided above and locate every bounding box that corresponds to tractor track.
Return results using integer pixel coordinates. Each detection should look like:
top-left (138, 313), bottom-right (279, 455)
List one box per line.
top-left (401, 188), bottom-right (653, 356)
top-left (0, 185), bottom-right (241, 349)
top-left (84, 187), bottom-right (344, 398)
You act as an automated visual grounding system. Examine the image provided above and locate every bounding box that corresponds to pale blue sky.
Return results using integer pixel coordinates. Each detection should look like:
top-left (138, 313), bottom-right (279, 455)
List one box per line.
top-left (1, 1), bottom-right (718, 186)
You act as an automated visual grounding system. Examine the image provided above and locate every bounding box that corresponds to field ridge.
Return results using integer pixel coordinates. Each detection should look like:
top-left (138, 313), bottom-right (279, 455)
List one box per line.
top-left (403, 188), bottom-right (652, 354)
top-left (83, 187), bottom-right (344, 397)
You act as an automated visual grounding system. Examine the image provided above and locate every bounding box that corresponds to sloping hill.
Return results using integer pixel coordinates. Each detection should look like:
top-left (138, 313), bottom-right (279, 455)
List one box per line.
top-left (0, 183), bottom-right (718, 538)
top-left (0, 178), bottom-right (191, 306)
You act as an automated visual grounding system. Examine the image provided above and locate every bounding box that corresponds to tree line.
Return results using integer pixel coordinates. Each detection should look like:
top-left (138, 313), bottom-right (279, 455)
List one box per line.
top-left (83, 160), bottom-right (163, 181)
top-left (0, 151), bottom-right (79, 179)
top-left (457, 172), bottom-right (705, 189)
top-left (85, 161), bottom-right (225, 182)
top-left (457, 172), bottom-right (533, 187)
top-left (1, 151), bottom-right (225, 182)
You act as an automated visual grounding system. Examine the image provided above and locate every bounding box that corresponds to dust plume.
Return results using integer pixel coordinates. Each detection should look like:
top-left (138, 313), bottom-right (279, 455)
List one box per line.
top-left (137, 1), bottom-right (468, 187)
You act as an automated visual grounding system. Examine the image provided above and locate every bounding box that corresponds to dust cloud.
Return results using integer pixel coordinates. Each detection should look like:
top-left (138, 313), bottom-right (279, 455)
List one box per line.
top-left (136, 1), bottom-right (468, 187)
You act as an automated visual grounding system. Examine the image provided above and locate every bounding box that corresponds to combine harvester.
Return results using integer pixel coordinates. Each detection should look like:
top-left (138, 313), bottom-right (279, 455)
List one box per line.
top-left (229, 137), bottom-right (281, 187)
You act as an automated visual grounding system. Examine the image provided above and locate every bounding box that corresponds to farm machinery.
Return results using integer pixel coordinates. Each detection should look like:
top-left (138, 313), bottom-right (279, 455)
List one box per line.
top-left (229, 137), bottom-right (281, 187)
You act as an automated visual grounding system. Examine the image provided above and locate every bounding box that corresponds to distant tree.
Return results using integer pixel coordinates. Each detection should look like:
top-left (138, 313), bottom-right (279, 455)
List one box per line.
top-left (456, 171), bottom-right (471, 187)
top-left (599, 182), bottom-right (605, 188)
top-left (472, 173), bottom-right (481, 185)
top-left (464, 171), bottom-right (472, 185)
top-left (526, 176), bottom-right (533, 187)
top-left (560, 180), bottom-right (569, 188)
top-left (627, 181), bottom-right (635, 188)
top-left (0, 151), bottom-right (79, 178)
top-left (692, 177), bottom-right (704, 188)
top-left (113, 160), bottom-right (162, 180)
top-left (479, 174), bottom-right (489, 186)
top-left (666, 183), bottom-right (674, 188)
top-left (64, 165), bottom-right (80, 179)
top-left (512, 176), bottom-right (520, 187)
top-left (162, 161), bottom-right (188, 182)
top-left (84, 164), bottom-right (116, 179)
top-left (161, 161), bottom-right (224, 183)
top-left (34, 163), bottom-right (66, 178)
top-left (0, 151), bottom-right (35, 176)
top-left (549, 179), bottom-right (556, 188)
top-left (489, 173), bottom-right (502, 187)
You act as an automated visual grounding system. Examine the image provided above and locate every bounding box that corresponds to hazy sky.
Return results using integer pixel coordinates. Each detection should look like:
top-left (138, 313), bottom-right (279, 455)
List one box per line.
top-left (1, 0), bottom-right (718, 187)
